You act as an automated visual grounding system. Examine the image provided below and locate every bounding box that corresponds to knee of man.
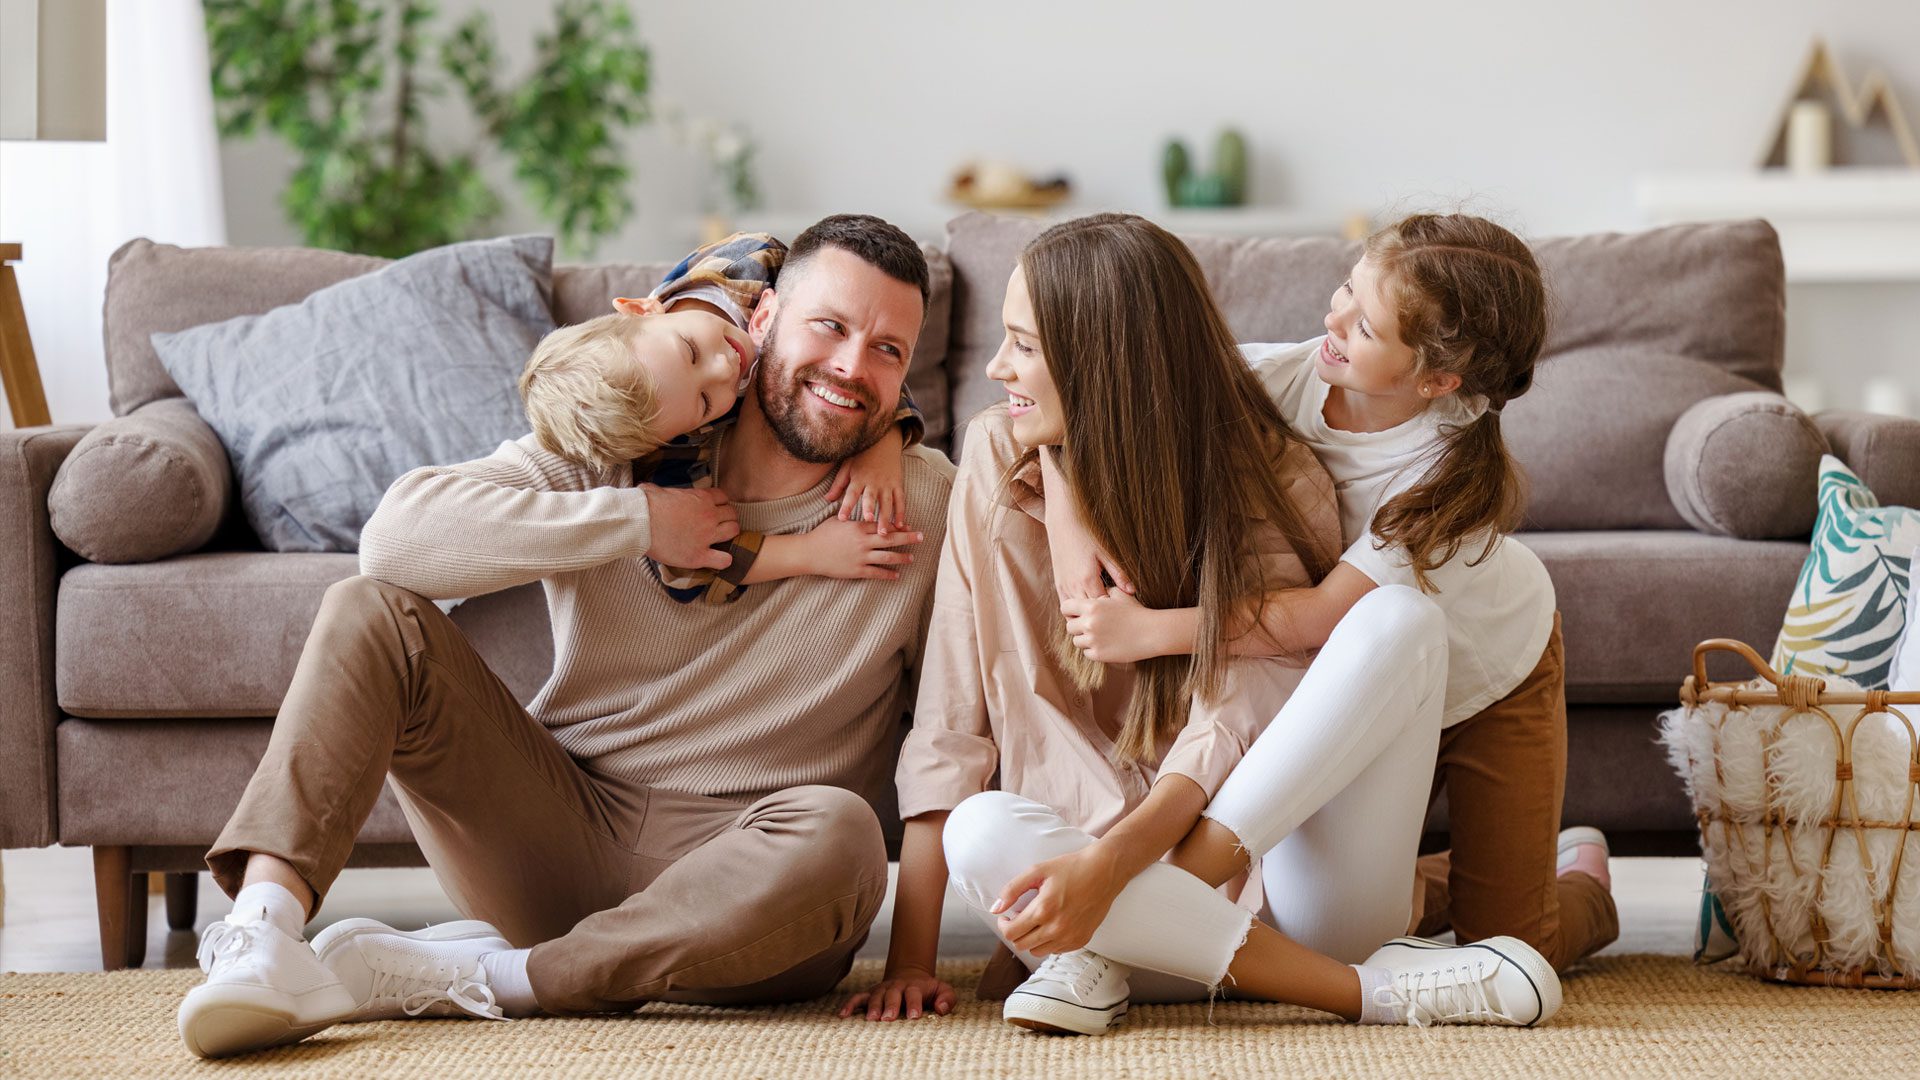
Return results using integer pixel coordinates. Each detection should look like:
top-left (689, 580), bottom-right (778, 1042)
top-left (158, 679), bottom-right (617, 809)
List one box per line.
top-left (321, 574), bottom-right (417, 620)
top-left (787, 785), bottom-right (886, 882)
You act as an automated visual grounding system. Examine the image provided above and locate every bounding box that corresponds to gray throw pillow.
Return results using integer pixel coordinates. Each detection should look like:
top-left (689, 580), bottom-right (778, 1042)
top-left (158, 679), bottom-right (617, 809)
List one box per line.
top-left (154, 235), bottom-right (555, 552)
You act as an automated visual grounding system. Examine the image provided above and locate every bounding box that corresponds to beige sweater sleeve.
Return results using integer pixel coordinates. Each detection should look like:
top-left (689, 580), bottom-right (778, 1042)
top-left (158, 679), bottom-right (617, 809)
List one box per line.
top-left (358, 434), bottom-right (654, 599)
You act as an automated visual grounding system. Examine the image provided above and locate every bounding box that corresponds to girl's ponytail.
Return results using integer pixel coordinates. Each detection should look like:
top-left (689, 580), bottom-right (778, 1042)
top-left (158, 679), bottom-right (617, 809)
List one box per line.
top-left (1363, 214), bottom-right (1549, 590)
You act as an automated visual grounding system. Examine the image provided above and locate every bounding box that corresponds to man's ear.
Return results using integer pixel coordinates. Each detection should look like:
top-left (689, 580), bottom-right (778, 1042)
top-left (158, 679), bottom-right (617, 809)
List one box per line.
top-left (747, 289), bottom-right (778, 345)
top-left (613, 295), bottom-right (666, 317)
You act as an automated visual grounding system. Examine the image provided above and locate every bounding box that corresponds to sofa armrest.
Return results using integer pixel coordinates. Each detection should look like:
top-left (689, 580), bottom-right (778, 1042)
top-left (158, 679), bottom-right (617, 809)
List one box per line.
top-left (1814, 410), bottom-right (1920, 509)
top-left (0, 423), bottom-right (92, 847)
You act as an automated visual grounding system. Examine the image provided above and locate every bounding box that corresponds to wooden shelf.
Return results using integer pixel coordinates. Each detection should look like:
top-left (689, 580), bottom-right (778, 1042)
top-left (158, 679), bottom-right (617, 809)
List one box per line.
top-left (679, 205), bottom-right (1348, 253)
top-left (1635, 169), bottom-right (1920, 283)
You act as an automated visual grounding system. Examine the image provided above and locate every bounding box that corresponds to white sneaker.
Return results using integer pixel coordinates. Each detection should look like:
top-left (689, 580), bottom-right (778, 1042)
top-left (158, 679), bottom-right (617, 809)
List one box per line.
top-left (315, 919), bottom-right (511, 1022)
top-left (1365, 936), bottom-right (1562, 1027)
top-left (178, 909), bottom-right (358, 1058)
top-left (1002, 950), bottom-right (1130, 1035)
top-left (1557, 825), bottom-right (1609, 868)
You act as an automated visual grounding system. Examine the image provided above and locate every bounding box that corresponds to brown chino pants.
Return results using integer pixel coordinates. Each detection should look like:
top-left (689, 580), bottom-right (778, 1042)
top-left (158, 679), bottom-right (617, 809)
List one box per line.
top-left (1410, 614), bottom-right (1620, 972)
top-left (207, 576), bottom-right (888, 1014)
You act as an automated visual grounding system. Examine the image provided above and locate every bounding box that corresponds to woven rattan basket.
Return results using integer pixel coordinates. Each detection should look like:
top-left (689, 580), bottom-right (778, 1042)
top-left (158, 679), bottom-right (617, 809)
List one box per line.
top-left (1670, 639), bottom-right (1920, 988)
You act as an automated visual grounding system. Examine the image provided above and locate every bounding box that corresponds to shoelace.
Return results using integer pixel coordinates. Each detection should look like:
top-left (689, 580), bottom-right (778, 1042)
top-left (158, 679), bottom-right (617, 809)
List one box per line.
top-left (195, 917), bottom-right (259, 975)
top-left (365, 956), bottom-right (505, 1020)
top-left (1378, 961), bottom-right (1498, 1027)
top-left (1034, 950), bottom-right (1109, 999)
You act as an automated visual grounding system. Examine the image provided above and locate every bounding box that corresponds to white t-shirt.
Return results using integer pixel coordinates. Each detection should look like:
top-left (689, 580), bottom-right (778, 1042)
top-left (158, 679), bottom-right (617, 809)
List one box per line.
top-left (1242, 338), bottom-right (1556, 727)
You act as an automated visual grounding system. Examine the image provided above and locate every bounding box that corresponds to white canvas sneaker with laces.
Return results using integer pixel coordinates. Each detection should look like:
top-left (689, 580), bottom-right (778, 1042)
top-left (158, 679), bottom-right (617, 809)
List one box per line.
top-left (315, 919), bottom-right (511, 1022)
top-left (1002, 949), bottom-right (1131, 1035)
top-left (177, 908), bottom-right (359, 1058)
top-left (1363, 935), bottom-right (1563, 1027)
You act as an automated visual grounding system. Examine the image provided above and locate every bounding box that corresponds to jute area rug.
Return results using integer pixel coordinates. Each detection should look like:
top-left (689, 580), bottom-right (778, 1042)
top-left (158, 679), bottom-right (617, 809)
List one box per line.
top-left (4, 955), bottom-right (1918, 1078)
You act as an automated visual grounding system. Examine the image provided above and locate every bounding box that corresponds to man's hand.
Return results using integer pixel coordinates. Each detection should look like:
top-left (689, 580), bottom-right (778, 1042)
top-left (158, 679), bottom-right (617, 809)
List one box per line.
top-left (641, 484), bottom-right (739, 569)
top-left (838, 966), bottom-right (957, 1022)
top-left (802, 517), bottom-right (924, 581)
top-left (991, 846), bottom-right (1127, 959)
top-left (1062, 588), bottom-right (1169, 664)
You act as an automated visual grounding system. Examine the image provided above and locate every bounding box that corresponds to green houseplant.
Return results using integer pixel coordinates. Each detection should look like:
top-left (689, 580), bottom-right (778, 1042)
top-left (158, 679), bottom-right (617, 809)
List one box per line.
top-left (206, 0), bottom-right (650, 257)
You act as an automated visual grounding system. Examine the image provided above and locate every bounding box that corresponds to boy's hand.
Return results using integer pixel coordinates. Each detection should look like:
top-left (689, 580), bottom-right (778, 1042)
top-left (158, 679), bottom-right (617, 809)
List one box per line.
top-left (803, 517), bottom-right (924, 581)
top-left (839, 966), bottom-right (957, 1022)
top-left (1062, 588), bottom-right (1166, 664)
top-left (827, 427), bottom-right (908, 533)
top-left (640, 485), bottom-right (738, 569)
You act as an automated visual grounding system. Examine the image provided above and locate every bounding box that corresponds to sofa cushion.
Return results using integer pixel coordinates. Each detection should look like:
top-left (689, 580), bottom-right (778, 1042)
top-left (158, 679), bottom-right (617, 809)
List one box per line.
top-left (153, 235), bottom-right (555, 553)
top-left (47, 398), bottom-right (232, 563)
top-left (942, 214), bottom-right (1787, 523)
top-left (1515, 531), bottom-right (1809, 702)
top-left (105, 238), bottom-right (387, 417)
top-left (1771, 456), bottom-right (1920, 690)
top-left (1664, 392), bottom-right (1828, 539)
top-left (1508, 352), bottom-right (1766, 531)
top-left (55, 553), bottom-right (552, 718)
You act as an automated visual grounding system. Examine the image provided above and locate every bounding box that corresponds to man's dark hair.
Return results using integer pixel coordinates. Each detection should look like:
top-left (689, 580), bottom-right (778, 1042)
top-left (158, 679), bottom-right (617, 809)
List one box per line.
top-left (785, 214), bottom-right (930, 308)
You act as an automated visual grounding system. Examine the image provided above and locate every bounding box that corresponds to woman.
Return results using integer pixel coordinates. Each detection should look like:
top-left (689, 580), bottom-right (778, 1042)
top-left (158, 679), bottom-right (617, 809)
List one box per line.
top-left (842, 214), bottom-right (1558, 1033)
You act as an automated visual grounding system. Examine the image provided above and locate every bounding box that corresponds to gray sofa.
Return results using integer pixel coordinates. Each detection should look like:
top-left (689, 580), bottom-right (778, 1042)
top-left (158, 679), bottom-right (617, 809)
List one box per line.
top-left (5, 214), bottom-right (1917, 970)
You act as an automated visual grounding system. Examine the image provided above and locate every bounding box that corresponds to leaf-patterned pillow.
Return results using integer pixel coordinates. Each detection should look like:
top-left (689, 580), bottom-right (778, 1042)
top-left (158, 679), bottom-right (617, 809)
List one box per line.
top-left (1772, 456), bottom-right (1919, 689)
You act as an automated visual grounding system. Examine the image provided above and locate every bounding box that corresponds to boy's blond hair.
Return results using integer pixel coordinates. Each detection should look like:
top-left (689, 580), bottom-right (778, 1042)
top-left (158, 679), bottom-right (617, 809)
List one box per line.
top-left (519, 312), bottom-right (662, 473)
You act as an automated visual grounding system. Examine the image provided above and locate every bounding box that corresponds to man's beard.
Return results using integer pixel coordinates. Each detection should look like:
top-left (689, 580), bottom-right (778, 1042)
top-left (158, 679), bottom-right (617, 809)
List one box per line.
top-left (755, 323), bottom-right (896, 464)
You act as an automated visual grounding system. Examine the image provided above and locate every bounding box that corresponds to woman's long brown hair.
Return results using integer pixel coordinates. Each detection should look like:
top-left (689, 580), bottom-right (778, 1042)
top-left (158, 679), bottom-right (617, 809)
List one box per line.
top-left (1013, 213), bottom-right (1337, 766)
top-left (1363, 214), bottom-right (1550, 591)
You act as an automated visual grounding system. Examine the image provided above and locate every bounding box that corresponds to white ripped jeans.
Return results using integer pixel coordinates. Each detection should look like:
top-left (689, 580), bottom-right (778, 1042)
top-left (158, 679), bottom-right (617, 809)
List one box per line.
top-left (943, 584), bottom-right (1449, 999)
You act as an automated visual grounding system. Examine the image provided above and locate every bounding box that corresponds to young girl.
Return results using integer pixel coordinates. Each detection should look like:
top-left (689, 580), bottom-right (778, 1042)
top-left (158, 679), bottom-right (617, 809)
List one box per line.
top-left (843, 214), bottom-right (1560, 1034)
top-left (1050, 213), bottom-right (1617, 997)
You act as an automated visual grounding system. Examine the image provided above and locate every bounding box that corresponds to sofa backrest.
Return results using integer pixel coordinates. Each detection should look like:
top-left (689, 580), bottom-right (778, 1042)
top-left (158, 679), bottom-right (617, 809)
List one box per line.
top-left (940, 213), bottom-right (1787, 531)
top-left (103, 239), bottom-right (959, 448)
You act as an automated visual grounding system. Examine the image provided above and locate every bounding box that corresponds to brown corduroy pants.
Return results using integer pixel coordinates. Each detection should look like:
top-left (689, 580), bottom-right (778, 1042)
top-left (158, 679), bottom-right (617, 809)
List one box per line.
top-left (207, 575), bottom-right (888, 1014)
top-left (1410, 615), bottom-right (1621, 972)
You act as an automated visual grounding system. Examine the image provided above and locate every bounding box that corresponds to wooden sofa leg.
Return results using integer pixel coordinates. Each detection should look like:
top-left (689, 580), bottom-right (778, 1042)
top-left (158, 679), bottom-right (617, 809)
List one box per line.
top-left (91, 847), bottom-right (150, 969)
top-left (164, 872), bottom-right (199, 931)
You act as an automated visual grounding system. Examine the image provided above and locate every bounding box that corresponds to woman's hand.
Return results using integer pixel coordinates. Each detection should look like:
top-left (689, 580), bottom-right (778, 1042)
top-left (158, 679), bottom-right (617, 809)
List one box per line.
top-left (1062, 588), bottom-right (1170, 664)
top-left (1039, 452), bottom-right (1133, 601)
top-left (827, 426), bottom-right (908, 533)
top-left (990, 846), bottom-right (1126, 958)
top-left (838, 966), bottom-right (957, 1022)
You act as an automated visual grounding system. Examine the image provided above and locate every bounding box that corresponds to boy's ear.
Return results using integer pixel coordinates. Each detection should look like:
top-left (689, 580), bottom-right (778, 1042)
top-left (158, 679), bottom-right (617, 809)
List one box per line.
top-left (747, 289), bottom-right (778, 345)
top-left (613, 295), bottom-right (666, 317)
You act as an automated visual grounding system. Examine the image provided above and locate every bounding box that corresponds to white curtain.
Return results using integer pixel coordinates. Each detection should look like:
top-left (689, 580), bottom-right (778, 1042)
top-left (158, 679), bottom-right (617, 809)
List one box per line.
top-left (0, 0), bottom-right (224, 428)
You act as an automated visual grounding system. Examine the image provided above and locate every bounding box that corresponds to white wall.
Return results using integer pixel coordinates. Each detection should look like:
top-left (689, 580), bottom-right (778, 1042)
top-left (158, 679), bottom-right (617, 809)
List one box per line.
top-left (13, 0), bottom-right (1920, 424)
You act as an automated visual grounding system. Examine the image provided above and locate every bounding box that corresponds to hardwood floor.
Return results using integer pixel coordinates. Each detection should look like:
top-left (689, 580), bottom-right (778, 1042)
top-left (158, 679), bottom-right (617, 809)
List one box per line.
top-left (0, 845), bottom-right (1700, 973)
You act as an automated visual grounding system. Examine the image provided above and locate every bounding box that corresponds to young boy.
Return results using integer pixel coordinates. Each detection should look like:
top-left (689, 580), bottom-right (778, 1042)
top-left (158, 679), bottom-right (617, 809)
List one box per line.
top-left (519, 232), bottom-right (925, 602)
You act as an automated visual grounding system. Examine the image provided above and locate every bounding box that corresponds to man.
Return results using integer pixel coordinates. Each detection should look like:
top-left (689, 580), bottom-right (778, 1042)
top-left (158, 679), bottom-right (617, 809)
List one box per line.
top-left (177, 215), bottom-right (954, 1058)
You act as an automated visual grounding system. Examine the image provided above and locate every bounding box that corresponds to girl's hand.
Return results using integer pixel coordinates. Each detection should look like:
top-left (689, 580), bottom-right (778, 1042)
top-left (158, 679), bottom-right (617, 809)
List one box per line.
top-left (827, 427), bottom-right (908, 533)
top-left (802, 518), bottom-right (924, 581)
top-left (838, 966), bottom-right (957, 1022)
top-left (1061, 588), bottom-right (1166, 664)
top-left (991, 846), bottom-right (1126, 958)
top-left (1040, 455), bottom-right (1134, 601)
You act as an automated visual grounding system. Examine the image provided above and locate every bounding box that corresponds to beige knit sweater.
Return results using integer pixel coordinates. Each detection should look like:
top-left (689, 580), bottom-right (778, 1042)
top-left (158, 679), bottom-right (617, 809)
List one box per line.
top-left (358, 432), bottom-right (956, 804)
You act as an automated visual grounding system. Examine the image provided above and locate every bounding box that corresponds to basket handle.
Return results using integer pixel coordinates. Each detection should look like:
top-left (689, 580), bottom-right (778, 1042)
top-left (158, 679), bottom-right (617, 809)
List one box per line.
top-left (1691, 638), bottom-right (1786, 692)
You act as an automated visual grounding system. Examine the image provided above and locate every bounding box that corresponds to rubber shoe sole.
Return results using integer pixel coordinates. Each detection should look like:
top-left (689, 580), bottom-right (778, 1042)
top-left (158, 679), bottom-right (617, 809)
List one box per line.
top-left (1003, 989), bottom-right (1128, 1035)
top-left (1557, 826), bottom-right (1609, 864)
top-left (178, 979), bottom-right (358, 1059)
top-left (310, 917), bottom-right (503, 962)
top-left (1374, 935), bottom-right (1563, 1026)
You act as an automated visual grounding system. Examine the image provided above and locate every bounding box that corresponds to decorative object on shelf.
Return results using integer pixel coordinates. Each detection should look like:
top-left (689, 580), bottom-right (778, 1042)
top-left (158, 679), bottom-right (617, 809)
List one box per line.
top-left (1761, 39), bottom-right (1920, 170)
top-left (1161, 129), bottom-right (1251, 207)
top-left (1661, 639), bottom-right (1920, 987)
top-left (947, 162), bottom-right (1072, 211)
top-left (660, 107), bottom-right (761, 246)
top-left (206, 0), bottom-right (650, 257)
